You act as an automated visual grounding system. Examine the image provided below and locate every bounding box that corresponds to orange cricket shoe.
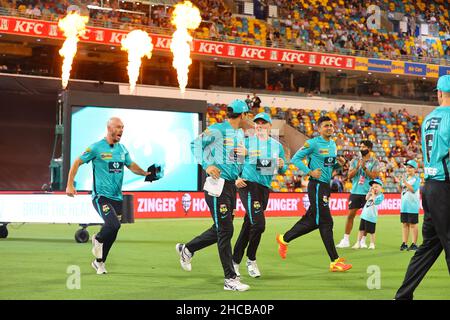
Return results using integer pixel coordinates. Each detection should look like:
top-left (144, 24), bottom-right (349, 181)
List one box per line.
top-left (276, 234), bottom-right (288, 259)
top-left (330, 257), bottom-right (352, 272)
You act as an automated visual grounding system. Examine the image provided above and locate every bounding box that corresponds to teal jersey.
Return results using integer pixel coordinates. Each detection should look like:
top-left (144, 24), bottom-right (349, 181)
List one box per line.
top-left (349, 158), bottom-right (379, 195)
top-left (291, 136), bottom-right (339, 184)
top-left (360, 193), bottom-right (384, 224)
top-left (422, 106), bottom-right (450, 181)
top-left (79, 138), bottom-right (133, 201)
top-left (191, 121), bottom-right (245, 181)
top-left (400, 175), bottom-right (421, 214)
top-left (241, 136), bottom-right (288, 189)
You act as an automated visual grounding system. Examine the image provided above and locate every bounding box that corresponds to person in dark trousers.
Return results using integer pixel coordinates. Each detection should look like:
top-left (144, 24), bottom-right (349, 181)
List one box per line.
top-left (395, 75), bottom-right (450, 299)
top-left (276, 116), bottom-right (353, 272)
top-left (176, 99), bottom-right (251, 291)
top-left (232, 112), bottom-right (287, 278)
top-left (66, 117), bottom-right (150, 274)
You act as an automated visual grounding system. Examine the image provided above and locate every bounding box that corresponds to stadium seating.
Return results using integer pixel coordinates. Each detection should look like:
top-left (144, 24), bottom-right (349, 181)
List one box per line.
top-left (207, 102), bottom-right (424, 193)
top-left (1, 0), bottom-right (449, 63)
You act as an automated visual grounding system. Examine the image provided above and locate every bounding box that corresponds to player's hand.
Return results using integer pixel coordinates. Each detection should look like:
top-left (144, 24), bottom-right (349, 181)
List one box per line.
top-left (357, 159), bottom-right (363, 168)
top-left (206, 165), bottom-right (221, 179)
top-left (277, 158), bottom-right (285, 168)
top-left (235, 178), bottom-right (247, 188)
top-left (66, 185), bottom-right (77, 197)
top-left (309, 168), bottom-right (322, 179)
top-left (235, 144), bottom-right (247, 157)
top-left (337, 156), bottom-right (346, 166)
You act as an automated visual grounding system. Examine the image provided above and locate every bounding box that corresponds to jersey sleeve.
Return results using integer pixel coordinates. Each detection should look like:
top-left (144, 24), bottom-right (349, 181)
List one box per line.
top-left (374, 193), bottom-right (384, 206)
top-left (79, 144), bottom-right (97, 164)
top-left (290, 140), bottom-right (314, 175)
top-left (277, 141), bottom-right (288, 174)
top-left (412, 176), bottom-right (421, 192)
top-left (190, 125), bottom-right (220, 170)
top-left (123, 145), bottom-right (133, 167)
top-left (370, 159), bottom-right (380, 172)
top-left (349, 158), bottom-right (358, 170)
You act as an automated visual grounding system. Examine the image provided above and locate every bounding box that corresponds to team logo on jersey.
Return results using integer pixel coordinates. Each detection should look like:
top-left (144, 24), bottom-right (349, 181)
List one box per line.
top-left (101, 152), bottom-right (113, 160)
top-left (219, 204), bottom-right (228, 214)
top-left (253, 201), bottom-right (261, 210)
top-left (120, 153), bottom-right (125, 161)
top-left (425, 118), bottom-right (441, 131)
top-left (324, 157), bottom-right (336, 167)
top-left (323, 196), bottom-right (329, 206)
top-left (102, 205), bottom-right (110, 213)
top-left (300, 142), bottom-right (310, 150)
top-left (223, 138), bottom-right (234, 146)
top-left (108, 161), bottom-right (124, 173)
top-left (82, 147), bottom-right (91, 155)
top-left (319, 149), bottom-right (329, 155)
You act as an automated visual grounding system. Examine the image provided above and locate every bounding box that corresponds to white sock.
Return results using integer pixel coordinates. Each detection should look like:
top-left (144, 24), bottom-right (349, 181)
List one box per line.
top-left (343, 234), bottom-right (350, 241)
top-left (360, 236), bottom-right (366, 243)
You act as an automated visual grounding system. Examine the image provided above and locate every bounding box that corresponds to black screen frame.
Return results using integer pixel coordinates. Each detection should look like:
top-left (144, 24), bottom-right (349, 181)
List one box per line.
top-left (62, 90), bottom-right (207, 192)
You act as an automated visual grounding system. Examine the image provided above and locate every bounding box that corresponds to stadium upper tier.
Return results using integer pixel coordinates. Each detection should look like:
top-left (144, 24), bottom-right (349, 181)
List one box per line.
top-left (207, 102), bottom-right (423, 193)
top-left (0, 0), bottom-right (449, 65)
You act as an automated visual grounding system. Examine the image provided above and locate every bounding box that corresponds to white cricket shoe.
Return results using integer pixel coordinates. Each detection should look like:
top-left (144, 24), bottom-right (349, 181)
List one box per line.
top-left (246, 259), bottom-right (261, 278)
top-left (369, 243), bottom-right (376, 250)
top-left (91, 234), bottom-right (103, 259)
top-left (233, 261), bottom-right (241, 278)
top-left (176, 243), bottom-right (192, 271)
top-left (91, 260), bottom-right (107, 274)
top-left (352, 241), bottom-right (361, 249)
top-left (360, 241), bottom-right (368, 249)
top-left (224, 278), bottom-right (250, 291)
top-left (336, 238), bottom-right (350, 248)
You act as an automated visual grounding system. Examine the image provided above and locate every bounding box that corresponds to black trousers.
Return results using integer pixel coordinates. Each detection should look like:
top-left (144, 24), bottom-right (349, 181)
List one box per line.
top-left (395, 180), bottom-right (450, 300)
top-left (283, 179), bottom-right (339, 262)
top-left (232, 181), bottom-right (270, 264)
top-left (92, 196), bottom-right (122, 263)
top-left (185, 180), bottom-right (237, 279)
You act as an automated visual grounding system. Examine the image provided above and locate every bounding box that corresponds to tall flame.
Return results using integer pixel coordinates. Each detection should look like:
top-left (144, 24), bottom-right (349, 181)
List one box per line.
top-left (121, 30), bottom-right (153, 94)
top-left (58, 12), bottom-right (88, 89)
top-left (170, 1), bottom-right (201, 94)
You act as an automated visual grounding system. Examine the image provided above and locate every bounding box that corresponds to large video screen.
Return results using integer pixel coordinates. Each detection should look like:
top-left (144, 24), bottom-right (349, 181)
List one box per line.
top-left (70, 106), bottom-right (200, 191)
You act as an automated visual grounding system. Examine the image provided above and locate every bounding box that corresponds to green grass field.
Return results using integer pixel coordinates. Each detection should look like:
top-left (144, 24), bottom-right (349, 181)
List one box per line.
top-left (0, 216), bottom-right (449, 300)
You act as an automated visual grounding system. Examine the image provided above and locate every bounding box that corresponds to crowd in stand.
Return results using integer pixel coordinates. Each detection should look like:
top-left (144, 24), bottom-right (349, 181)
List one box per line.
top-left (1, 0), bottom-right (449, 63)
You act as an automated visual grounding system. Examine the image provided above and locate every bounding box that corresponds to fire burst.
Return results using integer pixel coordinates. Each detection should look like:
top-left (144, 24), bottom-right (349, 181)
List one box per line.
top-left (121, 30), bottom-right (153, 94)
top-left (58, 12), bottom-right (88, 89)
top-left (170, 1), bottom-right (201, 94)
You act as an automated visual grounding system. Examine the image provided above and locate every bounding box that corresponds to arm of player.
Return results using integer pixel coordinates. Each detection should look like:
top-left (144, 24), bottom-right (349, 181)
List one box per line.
top-left (373, 193), bottom-right (384, 205)
top-left (403, 177), bottom-right (420, 193)
top-left (290, 142), bottom-right (313, 176)
top-left (66, 158), bottom-right (84, 197)
top-left (127, 162), bottom-right (150, 176)
top-left (347, 159), bottom-right (360, 180)
top-left (190, 128), bottom-right (220, 177)
top-left (277, 144), bottom-right (288, 174)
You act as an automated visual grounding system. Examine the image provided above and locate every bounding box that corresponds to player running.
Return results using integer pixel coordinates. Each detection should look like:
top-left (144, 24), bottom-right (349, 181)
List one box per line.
top-left (232, 112), bottom-right (287, 278)
top-left (66, 117), bottom-right (150, 274)
top-left (276, 116), bottom-right (352, 272)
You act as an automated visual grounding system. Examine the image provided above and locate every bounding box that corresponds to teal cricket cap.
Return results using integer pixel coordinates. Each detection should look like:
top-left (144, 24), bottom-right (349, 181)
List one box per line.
top-left (369, 178), bottom-right (384, 187)
top-left (228, 99), bottom-right (249, 114)
top-left (437, 75), bottom-right (450, 93)
top-left (406, 160), bottom-right (418, 169)
top-left (253, 112), bottom-right (272, 124)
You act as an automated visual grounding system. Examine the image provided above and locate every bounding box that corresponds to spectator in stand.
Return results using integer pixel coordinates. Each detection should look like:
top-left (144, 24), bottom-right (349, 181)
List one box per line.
top-left (251, 93), bottom-right (261, 110)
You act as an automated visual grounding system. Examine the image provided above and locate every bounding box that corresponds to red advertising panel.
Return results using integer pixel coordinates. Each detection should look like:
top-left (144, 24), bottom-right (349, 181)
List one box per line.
top-left (0, 16), bottom-right (355, 69)
top-left (132, 192), bottom-right (422, 219)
